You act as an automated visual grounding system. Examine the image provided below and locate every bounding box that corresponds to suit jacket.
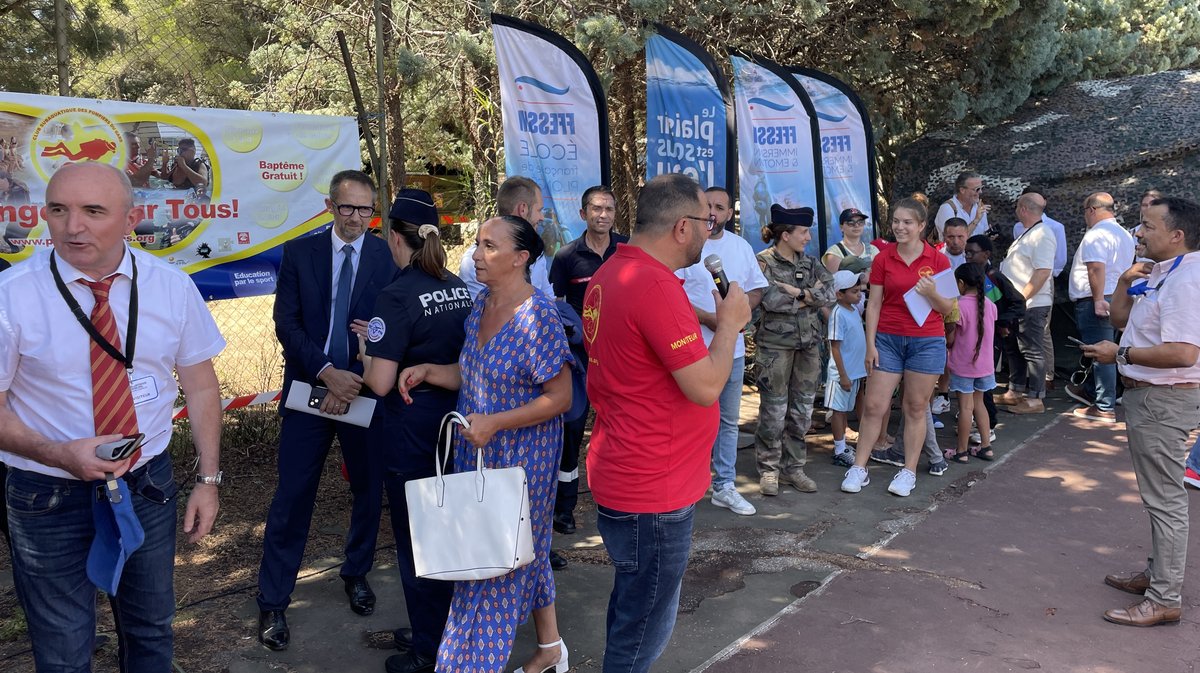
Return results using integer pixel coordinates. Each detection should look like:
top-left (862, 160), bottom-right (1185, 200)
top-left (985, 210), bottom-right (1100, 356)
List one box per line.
top-left (274, 229), bottom-right (397, 406)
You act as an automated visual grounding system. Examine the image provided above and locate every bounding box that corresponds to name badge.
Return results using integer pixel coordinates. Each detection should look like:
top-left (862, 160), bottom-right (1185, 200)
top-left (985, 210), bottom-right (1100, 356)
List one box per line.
top-left (130, 375), bottom-right (160, 407)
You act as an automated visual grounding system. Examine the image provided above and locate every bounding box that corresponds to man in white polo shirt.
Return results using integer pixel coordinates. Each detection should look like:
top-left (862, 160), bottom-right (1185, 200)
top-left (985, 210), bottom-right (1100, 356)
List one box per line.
top-left (1067, 192), bottom-right (1135, 422)
top-left (997, 192), bottom-right (1056, 413)
top-left (1082, 196), bottom-right (1200, 627)
top-left (677, 186), bottom-right (767, 515)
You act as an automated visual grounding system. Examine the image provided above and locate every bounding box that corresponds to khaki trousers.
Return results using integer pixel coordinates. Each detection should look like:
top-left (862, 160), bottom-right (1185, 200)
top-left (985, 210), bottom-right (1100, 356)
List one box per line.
top-left (1123, 385), bottom-right (1200, 607)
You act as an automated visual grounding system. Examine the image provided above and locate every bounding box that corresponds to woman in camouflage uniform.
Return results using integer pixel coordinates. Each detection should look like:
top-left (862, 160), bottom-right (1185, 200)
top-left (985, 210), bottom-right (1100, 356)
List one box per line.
top-left (753, 204), bottom-right (836, 496)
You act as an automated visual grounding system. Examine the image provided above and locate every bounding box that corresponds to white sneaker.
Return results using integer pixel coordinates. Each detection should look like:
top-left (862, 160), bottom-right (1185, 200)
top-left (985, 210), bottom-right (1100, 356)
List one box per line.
top-left (841, 466), bottom-right (870, 493)
top-left (888, 468), bottom-right (917, 497)
top-left (711, 486), bottom-right (756, 515)
top-left (931, 395), bottom-right (951, 414)
top-left (969, 429), bottom-right (997, 444)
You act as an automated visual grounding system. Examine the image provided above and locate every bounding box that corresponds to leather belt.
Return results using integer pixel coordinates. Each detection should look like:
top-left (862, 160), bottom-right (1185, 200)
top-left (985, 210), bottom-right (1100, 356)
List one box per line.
top-left (1121, 376), bottom-right (1200, 390)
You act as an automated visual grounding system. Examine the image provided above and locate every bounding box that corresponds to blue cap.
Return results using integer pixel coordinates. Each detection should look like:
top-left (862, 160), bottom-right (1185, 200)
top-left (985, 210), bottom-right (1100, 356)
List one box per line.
top-left (87, 479), bottom-right (146, 596)
top-left (388, 189), bottom-right (439, 225)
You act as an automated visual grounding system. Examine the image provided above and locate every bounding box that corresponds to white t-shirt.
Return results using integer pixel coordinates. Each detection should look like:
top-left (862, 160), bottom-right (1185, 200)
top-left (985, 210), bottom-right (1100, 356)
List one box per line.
top-left (458, 244), bottom-right (553, 300)
top-left (934, 196), bottom-right (988, 238)
top-left (1068, 218), bottom-right (1136, 300)
top-left (0, 247), bottom-right (226, 478)
top-left (942, 249), bottom-right (966, 271)
top-left (1013, 213), bottom-right (1068, 276)
top-left (676, 232), bottom-right (769, 358)
top-left (1000, 221), bottom-right (1057, 309)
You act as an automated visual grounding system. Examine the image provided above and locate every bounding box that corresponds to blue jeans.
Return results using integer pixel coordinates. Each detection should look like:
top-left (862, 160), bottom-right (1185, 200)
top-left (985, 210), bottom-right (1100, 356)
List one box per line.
top-left (7, 452), bottom-right (179, 673)
top-left (1187, 436), bottom-right (1200, 474)
top-left (597, 503), bottom-right (696, 673)
top-left (711, 357), bottom-right (745, 491)
top-left (1074, 298), bottom-right (1117, 411)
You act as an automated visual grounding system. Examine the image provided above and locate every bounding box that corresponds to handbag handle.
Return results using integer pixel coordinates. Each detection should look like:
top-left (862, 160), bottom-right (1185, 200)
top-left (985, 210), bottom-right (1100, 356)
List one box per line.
top-left (434, 412), bottom-right (489, 505)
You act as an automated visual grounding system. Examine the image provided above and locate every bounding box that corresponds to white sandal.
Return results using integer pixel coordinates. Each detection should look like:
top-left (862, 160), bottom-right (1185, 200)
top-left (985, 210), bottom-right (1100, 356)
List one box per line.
top-left (512, 638), bottom-right (569, 673)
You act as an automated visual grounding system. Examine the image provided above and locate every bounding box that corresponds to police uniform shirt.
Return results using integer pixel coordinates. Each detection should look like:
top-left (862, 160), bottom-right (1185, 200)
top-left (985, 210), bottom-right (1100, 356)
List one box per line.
top-left (364, 266), bottom-right (471, 408)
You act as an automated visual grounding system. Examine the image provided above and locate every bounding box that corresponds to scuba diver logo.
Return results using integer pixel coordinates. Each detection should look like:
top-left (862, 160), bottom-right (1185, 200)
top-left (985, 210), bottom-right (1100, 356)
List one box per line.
top-left (582, 284), bottom-right (601, 345)
top-left (30, 108), bottom-right (122, 182)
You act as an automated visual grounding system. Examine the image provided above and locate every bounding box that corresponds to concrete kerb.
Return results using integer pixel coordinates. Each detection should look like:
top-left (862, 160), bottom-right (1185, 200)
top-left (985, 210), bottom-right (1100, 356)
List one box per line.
top-left (687, 411), bottom-right (1070, 673)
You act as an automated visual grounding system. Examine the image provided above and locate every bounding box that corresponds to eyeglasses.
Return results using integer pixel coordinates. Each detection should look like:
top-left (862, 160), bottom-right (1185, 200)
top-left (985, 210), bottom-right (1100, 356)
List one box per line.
top-left (333, 202), bottom-right (376, 218)
top-left (965, 248), bottom-right (985, 256)
top-left (972, 187), bottom-right (983, 193)
top-left (684, 214), bottom-right (717, 231)
top-left (843, 220), bottom-right (866, 226)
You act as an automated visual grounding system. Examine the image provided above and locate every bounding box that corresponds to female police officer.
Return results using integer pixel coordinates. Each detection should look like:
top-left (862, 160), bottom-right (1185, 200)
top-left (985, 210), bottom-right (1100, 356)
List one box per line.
top-left (358, 189), bottom-right (472, 673)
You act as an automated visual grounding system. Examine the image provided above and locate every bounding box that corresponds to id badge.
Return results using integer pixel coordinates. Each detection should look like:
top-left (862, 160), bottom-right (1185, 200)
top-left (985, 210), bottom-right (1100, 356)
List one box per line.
top-left (130, 375), bottom-right (160, 406)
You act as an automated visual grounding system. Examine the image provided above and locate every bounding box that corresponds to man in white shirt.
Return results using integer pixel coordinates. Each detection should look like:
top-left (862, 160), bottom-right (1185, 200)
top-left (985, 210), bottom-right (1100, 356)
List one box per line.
top-left (459, 176), bottom-right (553, 299)
top-left (1081, 196), bottom-right (1200, 627)
top-left (997, 193), bottom-right (1056, 414)
top-left (0, 162), bottom-right (225, 670)
top-left (1067, 192), bottom-right (1135, 422)
top-left (1012, 187), bottom-right (1069, 391)
top-left (941, 218), bottom-right (969, 270)
top-left (676, 186), bottom-right (767, 516)
top-left (934, 171), bottom-right (990, 238)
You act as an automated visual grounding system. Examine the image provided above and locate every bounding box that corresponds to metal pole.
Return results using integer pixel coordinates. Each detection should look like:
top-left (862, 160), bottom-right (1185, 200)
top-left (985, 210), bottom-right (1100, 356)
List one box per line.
top-left (373, 0), bottom-right (389, 199)
top-left (54, 0), bottom-right (69, 95)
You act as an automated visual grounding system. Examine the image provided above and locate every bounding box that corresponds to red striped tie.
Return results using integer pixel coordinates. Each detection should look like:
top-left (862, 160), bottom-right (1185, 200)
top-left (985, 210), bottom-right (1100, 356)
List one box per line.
top-left (84, 278), bottom-right (141, 462)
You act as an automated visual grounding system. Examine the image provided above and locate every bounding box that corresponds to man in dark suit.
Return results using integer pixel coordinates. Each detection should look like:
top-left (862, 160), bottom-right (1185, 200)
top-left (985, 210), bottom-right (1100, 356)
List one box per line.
top-left (256, 170), bottom-right (396, 651)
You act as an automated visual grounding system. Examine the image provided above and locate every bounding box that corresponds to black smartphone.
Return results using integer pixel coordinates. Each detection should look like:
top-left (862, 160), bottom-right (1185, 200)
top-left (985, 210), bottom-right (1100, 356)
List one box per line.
top-left (308, 386), bottom-right (329, 409)
top-left (95, 433), bottom-right (146, 461)
top-left (1066, 336), bottom-right (1086, 348)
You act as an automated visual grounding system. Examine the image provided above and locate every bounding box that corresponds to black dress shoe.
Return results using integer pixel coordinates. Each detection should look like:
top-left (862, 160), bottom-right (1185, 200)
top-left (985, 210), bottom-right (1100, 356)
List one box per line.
top-left (385, 650), bottom-right (435, 673)
top-left (553, 513), bottom-right (577, 535)
top-left (343, 575), bottom-right (376, 616)
top-left (550, 550), bottom-right (568, 571)
top-left (393, 627), bottom-right (413, 652)
top-left (258, 609), bottom-right (289, 651)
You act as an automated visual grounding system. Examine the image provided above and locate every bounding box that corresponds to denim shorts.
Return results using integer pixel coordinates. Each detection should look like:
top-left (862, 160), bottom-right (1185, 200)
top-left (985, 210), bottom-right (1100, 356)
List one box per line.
top-left (875, 332), bottom-right (947, 375)
top-left (949, 373), bottom-right (997, 394)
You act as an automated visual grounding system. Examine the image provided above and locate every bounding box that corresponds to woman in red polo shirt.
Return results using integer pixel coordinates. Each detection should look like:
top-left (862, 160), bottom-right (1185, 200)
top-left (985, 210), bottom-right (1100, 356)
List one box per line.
top-left (841, 197), bottom-right (953, 497)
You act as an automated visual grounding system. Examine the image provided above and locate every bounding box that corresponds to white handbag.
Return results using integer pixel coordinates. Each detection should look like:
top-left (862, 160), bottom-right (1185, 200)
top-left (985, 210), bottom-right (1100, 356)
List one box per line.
top-left (405, 411), bottom-right (535, 581)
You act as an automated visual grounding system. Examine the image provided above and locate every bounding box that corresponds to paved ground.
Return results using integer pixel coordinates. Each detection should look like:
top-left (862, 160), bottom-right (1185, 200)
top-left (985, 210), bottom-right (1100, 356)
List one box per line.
top-left (222, 384), bottom-right (1200, 673)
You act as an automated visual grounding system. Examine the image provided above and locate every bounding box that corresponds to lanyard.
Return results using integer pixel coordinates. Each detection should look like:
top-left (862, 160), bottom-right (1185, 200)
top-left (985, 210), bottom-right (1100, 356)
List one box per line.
top-left (1013, 220), bottom-right (1041, 243)
top-left (1127, 255), bottom-right (1183, 297)
top-left (50, 251), bottom-right (139, 373)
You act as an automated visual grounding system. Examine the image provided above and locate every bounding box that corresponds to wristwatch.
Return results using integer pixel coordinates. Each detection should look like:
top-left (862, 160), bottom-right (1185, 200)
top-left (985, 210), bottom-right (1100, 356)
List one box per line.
top-left (195, 471), bottom-right (224, 486)
top-left (1116, 346), bottom-right (1132, 367)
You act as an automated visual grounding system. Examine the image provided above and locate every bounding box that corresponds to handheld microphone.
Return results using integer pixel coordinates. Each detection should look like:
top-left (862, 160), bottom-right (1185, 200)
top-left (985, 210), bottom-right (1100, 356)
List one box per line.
top-left (704, 254), bottom-right (729, 299)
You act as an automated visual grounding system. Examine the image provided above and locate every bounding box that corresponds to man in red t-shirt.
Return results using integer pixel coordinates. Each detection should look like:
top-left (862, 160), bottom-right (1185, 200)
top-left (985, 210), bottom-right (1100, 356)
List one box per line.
top-left (583, 173), bottom-right (750, 673)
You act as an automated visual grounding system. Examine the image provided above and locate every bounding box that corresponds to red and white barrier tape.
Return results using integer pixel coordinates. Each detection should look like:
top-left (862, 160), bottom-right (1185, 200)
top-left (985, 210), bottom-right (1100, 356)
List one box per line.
top-left (173, 390), bottom-right (281, 420)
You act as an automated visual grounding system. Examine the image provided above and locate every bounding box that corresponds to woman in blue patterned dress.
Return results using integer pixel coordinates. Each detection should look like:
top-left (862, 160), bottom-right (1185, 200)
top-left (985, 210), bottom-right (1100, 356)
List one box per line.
top-left (398, 215), bottom-right (572, 673)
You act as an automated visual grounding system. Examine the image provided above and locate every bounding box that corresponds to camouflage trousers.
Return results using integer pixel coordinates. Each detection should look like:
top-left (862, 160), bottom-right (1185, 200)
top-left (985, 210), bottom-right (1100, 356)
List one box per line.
top-left (754, 345), bottom-right (821, 476)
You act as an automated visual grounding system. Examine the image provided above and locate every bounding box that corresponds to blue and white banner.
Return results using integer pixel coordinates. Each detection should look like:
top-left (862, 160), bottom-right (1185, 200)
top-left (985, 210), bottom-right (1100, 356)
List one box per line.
top-left (730, 52), bottom-right (825, 255)
top-left (644, 25), bottom-right (734, 191)
top-left (792, 68), bottom-right (879, 245)
top-left (492, 14), bottom-right (610, 255)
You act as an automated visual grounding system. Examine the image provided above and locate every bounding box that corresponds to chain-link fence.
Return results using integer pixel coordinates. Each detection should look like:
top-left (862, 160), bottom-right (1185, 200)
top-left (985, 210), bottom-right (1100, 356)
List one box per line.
top-left (206, 295), bottom-right (282, 397)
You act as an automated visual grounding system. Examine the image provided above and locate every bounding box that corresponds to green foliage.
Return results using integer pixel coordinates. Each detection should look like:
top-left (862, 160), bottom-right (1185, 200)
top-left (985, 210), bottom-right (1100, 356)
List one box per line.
top-left (3, 0), bottom-right (1198, 211)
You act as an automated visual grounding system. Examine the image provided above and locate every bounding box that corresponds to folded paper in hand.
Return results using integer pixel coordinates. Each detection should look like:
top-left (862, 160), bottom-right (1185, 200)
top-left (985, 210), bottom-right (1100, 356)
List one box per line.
top-left (903, 268), bottom-right (960, 325)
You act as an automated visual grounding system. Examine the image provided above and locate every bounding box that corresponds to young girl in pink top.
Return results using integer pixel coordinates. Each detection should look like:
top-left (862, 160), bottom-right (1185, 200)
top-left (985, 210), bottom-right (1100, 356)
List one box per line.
top-left (948, 263), bottom-right (997, 462)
